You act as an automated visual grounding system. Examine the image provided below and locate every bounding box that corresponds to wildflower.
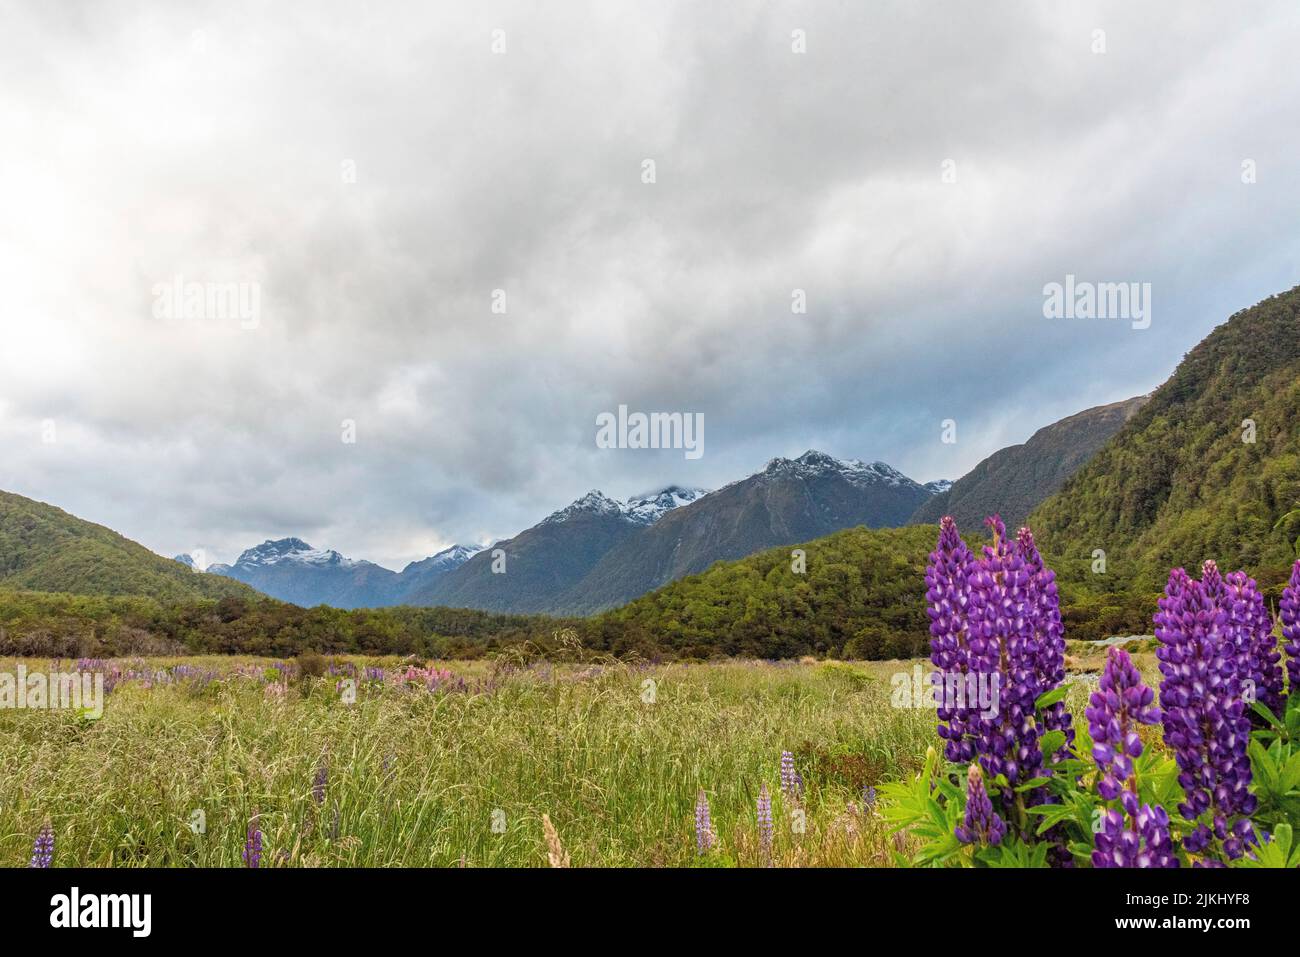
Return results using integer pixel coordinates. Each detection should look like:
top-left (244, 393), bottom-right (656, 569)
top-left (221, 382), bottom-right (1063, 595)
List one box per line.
top-left (1086, 647), bottom-right (1160, 800)
top-left (1277, 559), bottom-right (1300, 694)
top-left (1016, 527), bottom-right (1074, 761)
top-left (925, 516), bottom-right (978, 765)
top-left (1154, 567), bottom-right (1256, 861)
top-left (29, 819), bottom-right (54, 868)
top-left (779, 751), bottom-right (798, 800)
top-left (954, 764), bottom-right (1004, 847)
top-left (694, 790), bottom-right (713, 854)
top-left (756, 784), bottom-right (773, 860)
top-left (243, 816), bottom-right (262, 869)
top-left (1222, 569), bottom-right (1284, 717)
top-left (862, 785), bottom-right (877, 808)
top-left (962, 515), bottom-right (1047, 790)
top-left (1092, 796), bottom-right (1179, 868)
top-left (1085, 647), bottom-right (1177, 868)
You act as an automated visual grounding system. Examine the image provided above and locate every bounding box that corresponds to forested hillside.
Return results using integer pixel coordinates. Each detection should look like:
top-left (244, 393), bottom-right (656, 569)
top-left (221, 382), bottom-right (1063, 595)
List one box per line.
top-left (1031, 285), bottom-right (1300, 591)
top-left (0, 491), bottom-right (257, 603)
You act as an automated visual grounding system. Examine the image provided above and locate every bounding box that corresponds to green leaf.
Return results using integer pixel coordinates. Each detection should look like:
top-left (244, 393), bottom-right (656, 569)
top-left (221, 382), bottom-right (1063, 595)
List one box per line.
top-left (1251, 701), bottom-right (1284, 732)
top-left (1035, 687), bottom-right (1068, 711)
top-left (1249, 737), bottom-right (1281, 795)
top-left (1039, 730), bottom-right (1067, 759)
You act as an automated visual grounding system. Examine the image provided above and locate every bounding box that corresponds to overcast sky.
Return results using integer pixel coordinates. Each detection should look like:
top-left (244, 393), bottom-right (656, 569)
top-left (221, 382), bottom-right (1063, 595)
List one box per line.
top-left (2, 1), bottom-right (1299, 570)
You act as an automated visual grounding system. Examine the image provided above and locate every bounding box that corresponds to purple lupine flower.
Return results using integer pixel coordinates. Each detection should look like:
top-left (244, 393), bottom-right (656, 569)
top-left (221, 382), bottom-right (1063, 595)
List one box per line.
top-left (756, 784), bottom-right (773, 860)
top-left (1086, 647), bottom-right (1161, 800)
top-left (1278, 559), bottom-right (1300, 695)
top-left (1223, 569), bottom-right (1284, 717)
top-left (28, 820), bottom-right (54, 868)
top-left (1155, 567), bottom-right (1256, 861)
top-left (779, 751), bottom-right (797, 800)
top-left (243, 817), bottom-right (262, 868)
top-left (926, 516), bottom-right (980, 765)
top-left (862, 785), bottom-right (877, 808)
top-left (1085, 647), bottom-right (1177, 867)
top-left (962, 516), bottom-right (1047, 792)
top-left (312, 758), bottom-right (329, 805)
top-left (694, 790), bottom-right (713, 854)
top-left (1016, 526), bottom-right (1075, 761)
top-left (1092, 793), bottom-right (1179, 868)
top-left (954, 764), bottom-right (1005, 846)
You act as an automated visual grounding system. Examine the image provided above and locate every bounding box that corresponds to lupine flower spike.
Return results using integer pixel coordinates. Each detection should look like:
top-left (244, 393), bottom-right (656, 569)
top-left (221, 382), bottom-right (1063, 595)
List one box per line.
top-left (1154, 567), bottom-right (1256, 862)
top-left (925, 516), bottom-right (977, 765)
top-left (1086, 647), bottom-right (1177, 868)
top-left (954, 764), bottom-right (1005, 847)
top-left (756, 784), bottom-right (773, 862)
top-left (1280, 559), bottom-right (1300, 695)
top-left (779, 751), bottom-right (798, 800)
top-left (243, 813), bottom-right (262, 869)
top-left (29, 819), bottom-right (54, 868)
top-left (694, 790), bottom-right (713, 855)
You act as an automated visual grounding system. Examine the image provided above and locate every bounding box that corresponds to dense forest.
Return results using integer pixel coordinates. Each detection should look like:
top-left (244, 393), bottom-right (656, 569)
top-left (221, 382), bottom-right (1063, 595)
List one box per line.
top-left (0, 520), bottom-right (1212, 661)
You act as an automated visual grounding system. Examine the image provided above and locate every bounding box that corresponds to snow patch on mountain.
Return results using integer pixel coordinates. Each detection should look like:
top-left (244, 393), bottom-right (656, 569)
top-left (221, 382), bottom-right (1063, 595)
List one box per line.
top-left (760, 450), bottom-right (924, 490)
top-left (400, 543), bottom-right (484, 575)
top-left (624, 485), bottom-right (710, 524)
top-left (234, 538), bottom-right (370, 569)
top-left (924, 479), bottom-right (954, 495)
top-left (543, 485), bottom-right (711, 527)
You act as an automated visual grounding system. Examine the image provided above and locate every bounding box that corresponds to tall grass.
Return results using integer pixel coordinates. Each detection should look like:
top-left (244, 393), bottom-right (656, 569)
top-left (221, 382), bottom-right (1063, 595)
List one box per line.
top-left (0, 654), bottom-right (1107, 867)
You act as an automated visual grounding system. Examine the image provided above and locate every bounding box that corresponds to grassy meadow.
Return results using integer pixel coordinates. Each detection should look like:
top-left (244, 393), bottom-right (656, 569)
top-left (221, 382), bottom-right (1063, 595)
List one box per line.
top-left (0, 647), bottom-right (1129, 868)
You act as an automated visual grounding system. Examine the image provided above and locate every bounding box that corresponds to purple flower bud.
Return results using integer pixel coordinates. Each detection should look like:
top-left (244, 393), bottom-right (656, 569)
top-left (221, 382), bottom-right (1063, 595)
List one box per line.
top-left (955, 764), bottom-right (1005, 846)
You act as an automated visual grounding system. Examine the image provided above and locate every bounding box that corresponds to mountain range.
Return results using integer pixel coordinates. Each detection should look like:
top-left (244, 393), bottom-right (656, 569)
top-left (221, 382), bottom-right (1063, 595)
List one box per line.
top-left (186, 540), bottom-right (483, 610)
top-left (2, 283), bottom-right (1297, 658)
top-left (533, 452), bottom-right (937, 614)
top-left (173, 453), bottom-right (945, 613)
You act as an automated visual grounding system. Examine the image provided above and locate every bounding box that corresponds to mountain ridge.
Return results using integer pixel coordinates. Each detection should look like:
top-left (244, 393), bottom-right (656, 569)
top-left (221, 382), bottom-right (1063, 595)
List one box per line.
top-left (911, 395), bottom-right (1150, 531)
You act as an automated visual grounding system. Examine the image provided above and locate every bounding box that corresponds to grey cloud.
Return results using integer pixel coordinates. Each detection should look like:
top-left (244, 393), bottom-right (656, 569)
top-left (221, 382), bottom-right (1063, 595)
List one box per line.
top-left (1, 0), bottom-right (1298, 570)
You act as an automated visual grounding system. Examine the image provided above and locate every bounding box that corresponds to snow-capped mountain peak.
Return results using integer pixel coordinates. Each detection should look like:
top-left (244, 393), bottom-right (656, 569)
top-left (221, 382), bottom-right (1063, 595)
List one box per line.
top-left (761, 450), bottom-right (922, 490)
top-left (624, 485), bottom-right (710, 525)
top-left (924, 479), bottom-right (954, 495)
top-left (234, 538), bottom-right (366, 569)
top-left (542, 490), bottom-right (629, 525)
top-left (400, 543), bottom-right (484, 575)
top-left (544, 486), bottom-right (711, 527)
